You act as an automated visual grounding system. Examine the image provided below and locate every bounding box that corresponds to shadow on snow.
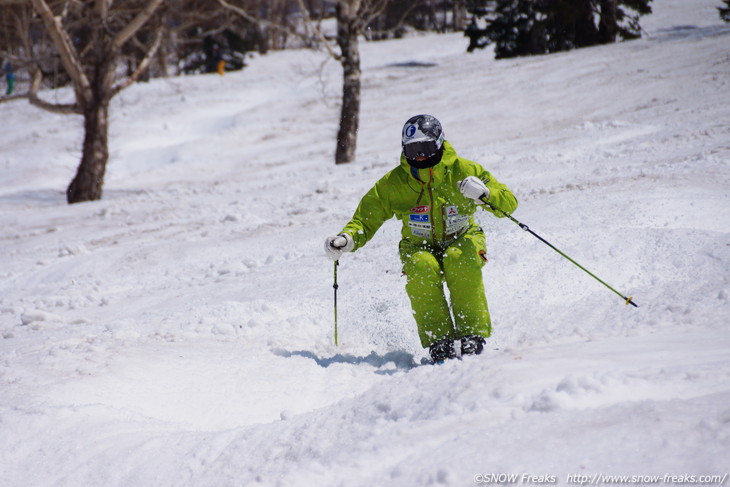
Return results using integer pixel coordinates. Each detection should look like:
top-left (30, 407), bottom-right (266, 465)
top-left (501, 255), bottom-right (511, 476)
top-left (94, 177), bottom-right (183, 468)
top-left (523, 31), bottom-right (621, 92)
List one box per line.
top-left (273, 349), bottom-right (427, 374)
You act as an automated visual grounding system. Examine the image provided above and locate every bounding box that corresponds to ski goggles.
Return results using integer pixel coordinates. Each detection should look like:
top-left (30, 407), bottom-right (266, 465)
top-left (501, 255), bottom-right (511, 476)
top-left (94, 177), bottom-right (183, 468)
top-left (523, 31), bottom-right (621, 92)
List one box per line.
top-left (403, 140), bottom-right (440, 159)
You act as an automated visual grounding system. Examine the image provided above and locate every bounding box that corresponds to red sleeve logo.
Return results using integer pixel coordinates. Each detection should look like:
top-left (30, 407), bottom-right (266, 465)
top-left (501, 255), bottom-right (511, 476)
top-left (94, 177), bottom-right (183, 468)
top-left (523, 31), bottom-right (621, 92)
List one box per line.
top-left (410, 205), bottom-right (430, 214)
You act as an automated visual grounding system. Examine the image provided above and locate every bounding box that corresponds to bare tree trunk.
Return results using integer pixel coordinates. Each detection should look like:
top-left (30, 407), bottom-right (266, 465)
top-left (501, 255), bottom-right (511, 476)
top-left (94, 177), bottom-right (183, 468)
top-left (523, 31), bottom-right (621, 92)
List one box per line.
top-left (67, 41), bottom-right (115, 203)
top-left (453, 0), bottom-right (467, 31)
top-left (27, 0), bottom-right (163, 204)
top-left (157, 24), bottom-right (170, 77)
top-left (334, 0), bottom-right (361, 165)
top-left (68, 97), bottom-right (110, 203)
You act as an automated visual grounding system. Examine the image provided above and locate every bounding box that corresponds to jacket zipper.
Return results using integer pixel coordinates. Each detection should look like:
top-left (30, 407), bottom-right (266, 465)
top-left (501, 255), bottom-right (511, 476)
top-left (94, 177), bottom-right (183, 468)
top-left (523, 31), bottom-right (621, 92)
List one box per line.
top-left (428, 168), bottom-right (436, 244)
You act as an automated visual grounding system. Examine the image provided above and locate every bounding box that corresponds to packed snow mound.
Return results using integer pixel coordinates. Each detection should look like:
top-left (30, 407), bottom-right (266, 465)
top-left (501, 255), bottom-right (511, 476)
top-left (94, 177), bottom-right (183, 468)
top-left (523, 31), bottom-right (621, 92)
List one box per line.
top-left (1, 0), bottom-right (729, 485)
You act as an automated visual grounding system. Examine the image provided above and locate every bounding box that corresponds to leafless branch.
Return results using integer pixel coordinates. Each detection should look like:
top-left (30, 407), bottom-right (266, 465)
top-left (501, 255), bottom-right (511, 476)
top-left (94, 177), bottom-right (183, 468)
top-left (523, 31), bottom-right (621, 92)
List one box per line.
top-left (0, 93), bottom-right (29, 104)
top-left (294, 0), bottom-right (341, 61)
top-left (360, 0), bottom-right (389, 29)
top-left (112, 0), bottom-right (164, 51)
top-left (367, 2), bottom-right (420, 39)
top-left (112, 27), bottom-right (163, 97)
top-left (27, 68), bottom-right (82, 114)
top-left (30, 0), bottom-right (92, 105)
top-left (216, 0), bottom-right (258, 24)
top-left (217, 0), bottom-right (326, 52)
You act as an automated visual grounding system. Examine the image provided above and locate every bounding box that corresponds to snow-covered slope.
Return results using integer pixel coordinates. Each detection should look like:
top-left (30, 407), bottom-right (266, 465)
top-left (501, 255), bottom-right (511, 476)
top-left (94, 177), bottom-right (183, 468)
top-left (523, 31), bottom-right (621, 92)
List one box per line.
top-left (1, 1), bottom-right (729, 485)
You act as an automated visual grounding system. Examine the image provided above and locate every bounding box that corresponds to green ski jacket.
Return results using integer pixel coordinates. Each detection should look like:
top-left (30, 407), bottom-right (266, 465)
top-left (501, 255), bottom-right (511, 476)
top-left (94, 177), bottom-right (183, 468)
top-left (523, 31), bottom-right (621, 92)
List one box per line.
top-left (341, 141), bottom-right (518, 251)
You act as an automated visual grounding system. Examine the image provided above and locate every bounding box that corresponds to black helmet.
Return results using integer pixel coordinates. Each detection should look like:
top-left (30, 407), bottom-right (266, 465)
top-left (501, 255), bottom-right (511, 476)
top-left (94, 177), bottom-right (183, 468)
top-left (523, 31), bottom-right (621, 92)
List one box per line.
top-left (401, 114), bottom-right (445, 169)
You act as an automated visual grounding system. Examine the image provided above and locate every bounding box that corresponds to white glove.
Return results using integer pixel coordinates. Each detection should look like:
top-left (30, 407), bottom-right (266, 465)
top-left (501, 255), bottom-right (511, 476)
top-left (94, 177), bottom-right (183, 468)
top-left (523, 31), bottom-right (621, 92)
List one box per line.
top-left (458, 176), bottom-right (490, 203)
top-left (324, 234), bottom-right (354, 261)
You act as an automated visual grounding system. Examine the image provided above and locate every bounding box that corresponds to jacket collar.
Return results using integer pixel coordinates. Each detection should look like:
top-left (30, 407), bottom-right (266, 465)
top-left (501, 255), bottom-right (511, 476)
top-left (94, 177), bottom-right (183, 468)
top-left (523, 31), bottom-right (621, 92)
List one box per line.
top-left (399, 140), bottom-right (457, 185)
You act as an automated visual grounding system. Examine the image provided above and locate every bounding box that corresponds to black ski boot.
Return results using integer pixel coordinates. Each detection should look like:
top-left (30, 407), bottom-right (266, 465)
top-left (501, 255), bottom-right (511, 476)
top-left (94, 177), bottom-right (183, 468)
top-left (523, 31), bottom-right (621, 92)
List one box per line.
top-left (460, 335), bottom-right (486, 356)
top-left (429, 338), bottom-right (457, 363)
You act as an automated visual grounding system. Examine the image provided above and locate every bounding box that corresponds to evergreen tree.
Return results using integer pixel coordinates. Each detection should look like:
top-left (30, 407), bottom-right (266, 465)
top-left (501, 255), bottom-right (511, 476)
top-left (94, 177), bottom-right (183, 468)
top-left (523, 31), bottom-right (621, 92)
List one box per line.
top-left (720, 0), bottom-right (730, 22)
top-left (474, 0), bottom-right (652, 59)
top-left (486, 0), bottom-right (549, 58)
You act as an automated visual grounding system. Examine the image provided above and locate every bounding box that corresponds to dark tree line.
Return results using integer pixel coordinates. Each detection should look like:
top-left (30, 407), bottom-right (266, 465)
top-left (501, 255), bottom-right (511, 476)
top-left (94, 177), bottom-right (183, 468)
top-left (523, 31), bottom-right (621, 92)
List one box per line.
top-left (1, 1), bottom-right (472, 93)
top-left (0, 0), bottom-right (478, 201)
top-left (0, 0), bottom-right (665, 203)
top-left (364, 0), bottom-right (469, 39)
top-left (465, 0), bottom-right (653, 59)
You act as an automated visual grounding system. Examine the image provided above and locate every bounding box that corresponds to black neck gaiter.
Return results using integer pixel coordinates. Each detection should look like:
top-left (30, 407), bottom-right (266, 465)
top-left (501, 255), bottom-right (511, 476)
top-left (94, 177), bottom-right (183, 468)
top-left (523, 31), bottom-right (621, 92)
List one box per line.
top-left (406, 146), bottom-right (444, 169)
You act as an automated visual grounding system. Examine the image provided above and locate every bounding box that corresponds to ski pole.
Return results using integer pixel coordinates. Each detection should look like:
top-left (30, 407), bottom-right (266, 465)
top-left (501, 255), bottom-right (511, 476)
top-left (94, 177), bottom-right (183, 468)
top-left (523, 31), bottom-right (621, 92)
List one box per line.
top-left (333, 260), bottom-right (340, 346)
top-left (481, 196), bottom-right (638, 307)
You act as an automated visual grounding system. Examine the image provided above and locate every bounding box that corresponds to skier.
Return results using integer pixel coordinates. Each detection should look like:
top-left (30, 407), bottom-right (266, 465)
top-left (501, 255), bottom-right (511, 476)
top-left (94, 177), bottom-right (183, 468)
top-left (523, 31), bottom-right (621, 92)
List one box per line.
top-left (3, 61), bottom-right (14, 96)
top-left (324, 114), bottom-right (518, 363)
top-left (465, 18), bottom-right (488, 53)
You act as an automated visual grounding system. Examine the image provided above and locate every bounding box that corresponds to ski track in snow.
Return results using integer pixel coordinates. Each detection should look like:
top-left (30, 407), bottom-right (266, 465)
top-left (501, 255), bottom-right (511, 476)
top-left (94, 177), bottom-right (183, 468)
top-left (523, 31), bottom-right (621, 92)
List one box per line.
top-left (1, 0), bottom-right (729, 485)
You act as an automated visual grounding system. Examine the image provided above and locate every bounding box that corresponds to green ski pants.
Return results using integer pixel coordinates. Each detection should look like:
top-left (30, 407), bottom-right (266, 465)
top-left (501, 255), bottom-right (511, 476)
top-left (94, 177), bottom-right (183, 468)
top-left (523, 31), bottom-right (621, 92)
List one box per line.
top-left (399, 229), bottom-right (492, 348)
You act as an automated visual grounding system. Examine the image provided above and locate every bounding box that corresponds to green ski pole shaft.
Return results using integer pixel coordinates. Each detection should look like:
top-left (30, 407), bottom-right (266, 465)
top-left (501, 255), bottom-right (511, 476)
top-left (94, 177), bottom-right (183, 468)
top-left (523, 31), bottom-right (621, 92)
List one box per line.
top-left (481, 196), bottom-right (638, 307)
top-left (333, 260), bottom-right (339, 346)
